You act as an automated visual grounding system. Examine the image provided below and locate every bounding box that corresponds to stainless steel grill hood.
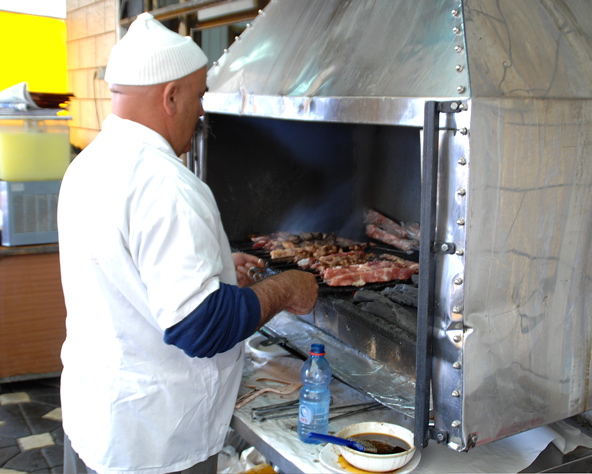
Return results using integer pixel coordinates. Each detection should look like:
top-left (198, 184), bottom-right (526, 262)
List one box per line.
top-left (201, 0), bottom-right (592, 452)
top-left (205, 0), bottom-right (592, 123)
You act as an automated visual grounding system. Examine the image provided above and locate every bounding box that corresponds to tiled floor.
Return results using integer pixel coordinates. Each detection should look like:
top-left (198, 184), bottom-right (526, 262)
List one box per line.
top-left (4, 376), bottom-right (591, 473)
top-left (0, 377), bottom-right (254, 474)
top-left (0, 377), bottom-right (63, 474)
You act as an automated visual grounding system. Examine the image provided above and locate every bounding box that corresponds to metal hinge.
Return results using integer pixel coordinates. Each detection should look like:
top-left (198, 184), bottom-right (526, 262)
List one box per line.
top-left (438, 101), bottom-right (468, 114)
top-left (432, 241), bottom-right (456, 254)
top-left (429, 427), bottom-right (450, 444)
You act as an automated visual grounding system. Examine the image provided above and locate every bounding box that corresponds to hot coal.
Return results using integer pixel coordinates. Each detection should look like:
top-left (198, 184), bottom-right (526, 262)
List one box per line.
top-left (353, 290), bottom-right (417, 336)
top-left (381, 283), bottom-right (418, 308)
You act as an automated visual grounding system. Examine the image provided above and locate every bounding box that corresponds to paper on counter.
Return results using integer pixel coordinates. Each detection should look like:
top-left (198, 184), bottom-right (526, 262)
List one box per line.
top-left (243, 333), bottom-right (302, 385)
top-left (548, 419), bottom-right (592, 454)
top-left (413, 420), bottom-right (592, 473)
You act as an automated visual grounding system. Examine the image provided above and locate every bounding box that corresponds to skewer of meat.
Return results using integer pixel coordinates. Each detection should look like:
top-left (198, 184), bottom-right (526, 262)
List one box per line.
top-left (364, 209), bottom-right (408, 238)
top-left (321, 260), bottom-right (417, 287)
top-left (297, 250), bottom-right (372, 272)
top-left (366, 224), bottom-right (418, 253)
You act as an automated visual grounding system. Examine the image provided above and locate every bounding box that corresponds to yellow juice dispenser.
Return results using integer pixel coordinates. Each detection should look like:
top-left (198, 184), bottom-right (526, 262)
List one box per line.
top-left (0, 114), bottom-right (71, 246)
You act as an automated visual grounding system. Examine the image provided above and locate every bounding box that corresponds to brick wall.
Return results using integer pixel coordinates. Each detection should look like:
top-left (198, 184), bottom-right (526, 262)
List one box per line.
top-left (65, 0), bottom-right (117, 150)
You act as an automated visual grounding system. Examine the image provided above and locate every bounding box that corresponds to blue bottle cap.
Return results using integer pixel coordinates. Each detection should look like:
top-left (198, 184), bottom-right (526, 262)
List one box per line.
top-left (310, 343), bottom-right (325, 356)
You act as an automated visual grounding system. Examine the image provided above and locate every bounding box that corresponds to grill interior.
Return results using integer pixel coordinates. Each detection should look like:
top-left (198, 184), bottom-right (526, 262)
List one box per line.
top-left (199, 113), bottom-right (423, 411)
top-left (232, 234), bottom-right (420, 380)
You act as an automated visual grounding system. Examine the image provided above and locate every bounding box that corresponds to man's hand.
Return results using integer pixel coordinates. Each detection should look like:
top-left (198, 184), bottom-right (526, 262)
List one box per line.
top-left (232, 252), bottom-right (266, 287)
top-left (250, 270), bottom-right (319, 329)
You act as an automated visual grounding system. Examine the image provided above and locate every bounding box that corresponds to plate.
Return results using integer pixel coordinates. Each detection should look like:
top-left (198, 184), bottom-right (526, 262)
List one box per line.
top-left (247, 335), bottom-right (290, 358)
top-left (318, 444), bottom-right (421, 474)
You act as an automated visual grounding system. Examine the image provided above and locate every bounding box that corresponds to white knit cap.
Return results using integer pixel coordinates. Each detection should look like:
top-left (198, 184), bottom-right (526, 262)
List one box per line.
top-left (105, 12), bottom-right (208, 85)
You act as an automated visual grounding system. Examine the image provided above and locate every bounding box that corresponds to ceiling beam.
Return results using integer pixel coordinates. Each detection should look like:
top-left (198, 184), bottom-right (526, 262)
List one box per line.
top-left (120, 0), bottom-right (252, 27)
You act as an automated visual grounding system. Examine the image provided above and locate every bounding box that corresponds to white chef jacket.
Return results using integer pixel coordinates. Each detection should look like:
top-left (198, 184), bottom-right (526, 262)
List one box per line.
top-left (58, 114), bottom-right (243, 474)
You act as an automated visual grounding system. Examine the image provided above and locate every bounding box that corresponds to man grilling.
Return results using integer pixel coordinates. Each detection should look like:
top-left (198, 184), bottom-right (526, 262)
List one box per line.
top-left (57, 12), bottom-right (317, 474)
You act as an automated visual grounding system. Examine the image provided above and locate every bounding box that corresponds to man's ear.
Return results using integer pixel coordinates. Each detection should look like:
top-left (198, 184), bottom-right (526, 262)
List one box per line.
top-left (162, 82), bottom-right (178, 116)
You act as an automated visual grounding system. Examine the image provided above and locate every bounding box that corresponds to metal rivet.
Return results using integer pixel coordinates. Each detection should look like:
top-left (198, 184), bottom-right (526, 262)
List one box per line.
top-left (452, 306), bottom-right (461, 313)
top-left (457, 85), bottom-right (466, 94)
top-left (235, 36), bottom-right (241, 41)
top-left (453, 26), bottom-right (461, 35)
top-left (258, 9), bottom-right (263, 13)
top-left (453, 335), bottom-right (462, 343)
top-left (457, 188), bottom-right (466, 196)
top-left (456, 248), bottom-right (464, 256)
top-left (458, 157), bottom-right (467, 165)
top-left (459, 102), bottom-right (468, 110)
top-left (223, 49), bottom-right (228, 53)
top-left (451, 420), bottom-right (461, 428)
top-left (212, 61), bottom-right (219, 67)
top-left (441, 243), bottom-right (450, 252)
top-left (459, 127), bottom-right (468, 135)
top-left (454, 277), bottom-right (463, 285)
top-left (451, 9), bottom-right (460, 17)
top-left (453, 361), bottom-right (462, 369)
top-left (452, 390), bottom-right (461, 397)
top-left (455, 64), bottom-right (464, 72)
top-left (450, 101), bottom-right (459, 110)
top-left (246, 23), bottom-right (251, 27)
top-left (454, 45), bottom-right (464, 53)
top-left (457, 218), bottom-right (465, 226)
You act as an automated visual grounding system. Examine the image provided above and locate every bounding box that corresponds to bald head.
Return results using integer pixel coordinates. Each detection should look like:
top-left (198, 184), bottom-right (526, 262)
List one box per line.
top-left (110, 82), bottom-right (166, 124)
top-left (109, 67), bottom-right (207, 156)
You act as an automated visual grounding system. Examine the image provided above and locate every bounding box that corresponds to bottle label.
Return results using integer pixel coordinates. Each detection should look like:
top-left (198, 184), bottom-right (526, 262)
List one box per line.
top-left (299, 404), bottom-right (314, 425)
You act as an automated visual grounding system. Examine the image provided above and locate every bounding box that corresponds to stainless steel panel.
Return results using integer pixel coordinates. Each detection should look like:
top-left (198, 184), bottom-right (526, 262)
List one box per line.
top-left (205, 0), bottom-right (469, 122)
top-left (430, 118), bottom-right (472, 450)
top-left (205, 0), bottom-right (592, 118)
top-left (208, 0), bottom-right (468, 98)
top-left (204, 94), bottom-right (442, 127)
top-left (464, 0), bottom-right (592, 99)
top-left (461, 98), bottom-right (592, 447)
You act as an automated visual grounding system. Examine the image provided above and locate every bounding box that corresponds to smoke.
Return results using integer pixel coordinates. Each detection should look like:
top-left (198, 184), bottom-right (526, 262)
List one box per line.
top-left (278, 179), bottom-right (365, 240)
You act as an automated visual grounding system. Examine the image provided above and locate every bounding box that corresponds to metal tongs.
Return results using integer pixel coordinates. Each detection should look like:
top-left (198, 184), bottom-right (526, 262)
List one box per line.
top-left (250, 400), bottom-right (387, 423)
top-left (250, 399), bottom-right (300, 421)
top-left (328, 401), bottom-right (387, 422)
top-left (248, 265), bottom-right (276, 282)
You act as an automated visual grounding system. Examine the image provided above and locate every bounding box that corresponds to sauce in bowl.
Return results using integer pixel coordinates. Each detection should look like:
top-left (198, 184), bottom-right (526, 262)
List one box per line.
top-left (349, 433), bottom-right (410, 455)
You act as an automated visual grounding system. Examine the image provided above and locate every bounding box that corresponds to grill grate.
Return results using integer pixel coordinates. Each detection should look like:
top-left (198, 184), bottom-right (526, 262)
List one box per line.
top-left (232, 241), bottom-right (419, 294)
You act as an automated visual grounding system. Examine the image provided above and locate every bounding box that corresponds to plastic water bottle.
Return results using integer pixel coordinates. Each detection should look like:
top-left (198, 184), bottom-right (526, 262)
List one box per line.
top-left (297, 343), bottom-right (333, 443)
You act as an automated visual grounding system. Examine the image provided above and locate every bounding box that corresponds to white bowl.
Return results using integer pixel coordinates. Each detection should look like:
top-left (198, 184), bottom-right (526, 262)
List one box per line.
top-left (247, 335), bottom-right (289, 358)
top-left (336, 422), bottom-right (416, 472)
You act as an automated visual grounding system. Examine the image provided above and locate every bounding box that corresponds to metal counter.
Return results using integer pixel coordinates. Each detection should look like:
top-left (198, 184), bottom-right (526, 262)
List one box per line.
top-left (231, 349), bottom-right (413, 474)
top-left (232, 339), bottom-right (592, 473)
